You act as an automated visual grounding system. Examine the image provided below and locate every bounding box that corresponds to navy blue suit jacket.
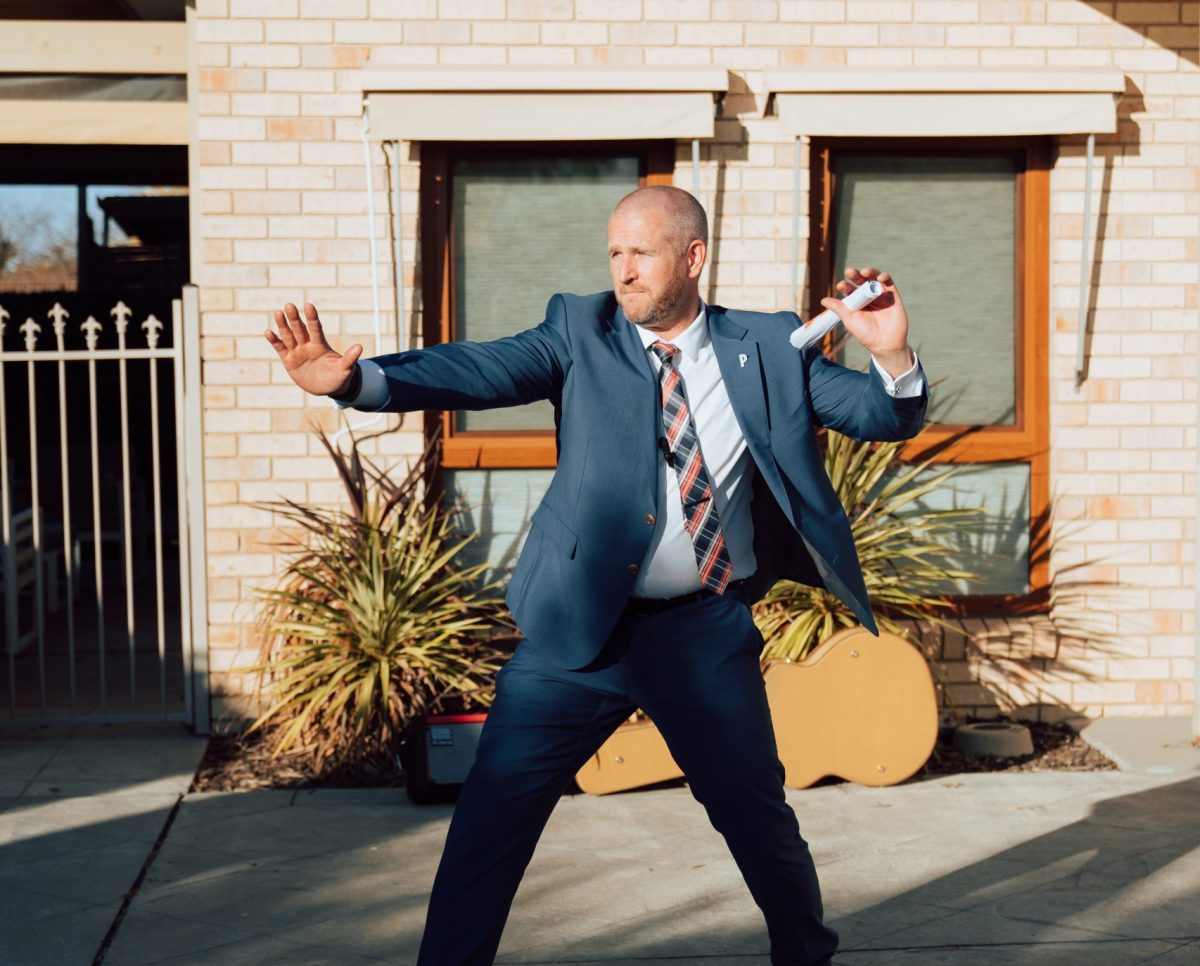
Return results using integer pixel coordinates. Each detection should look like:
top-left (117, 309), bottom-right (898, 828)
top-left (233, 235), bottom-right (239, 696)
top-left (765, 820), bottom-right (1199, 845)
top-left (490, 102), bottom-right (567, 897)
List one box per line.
top-left (347, 291), bottom-right (928, 670)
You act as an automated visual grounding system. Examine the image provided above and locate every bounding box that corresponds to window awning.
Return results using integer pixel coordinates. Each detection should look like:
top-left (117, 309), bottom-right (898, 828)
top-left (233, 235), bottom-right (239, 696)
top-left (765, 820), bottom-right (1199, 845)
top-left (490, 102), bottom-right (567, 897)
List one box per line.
top-left (764, 67), bottom-right (1124, 137)
top-left (361, 66), bottom-right (729, 141)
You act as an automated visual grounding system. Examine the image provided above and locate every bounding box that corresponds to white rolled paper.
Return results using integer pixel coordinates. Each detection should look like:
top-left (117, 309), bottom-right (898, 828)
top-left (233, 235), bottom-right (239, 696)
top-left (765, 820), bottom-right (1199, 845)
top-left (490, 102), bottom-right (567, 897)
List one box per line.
top-left (789, 279), bottom-right (885, 351)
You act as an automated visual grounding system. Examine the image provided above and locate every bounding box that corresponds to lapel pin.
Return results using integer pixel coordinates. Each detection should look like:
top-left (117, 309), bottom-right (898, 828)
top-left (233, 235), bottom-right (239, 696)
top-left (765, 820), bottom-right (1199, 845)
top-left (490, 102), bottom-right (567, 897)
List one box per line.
top-left (738, 353), bottom-right (748, 368)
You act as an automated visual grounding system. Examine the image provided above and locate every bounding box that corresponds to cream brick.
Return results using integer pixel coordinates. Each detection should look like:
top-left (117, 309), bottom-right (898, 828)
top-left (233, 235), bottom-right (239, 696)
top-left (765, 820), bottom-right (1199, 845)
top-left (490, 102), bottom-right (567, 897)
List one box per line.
top-left (947, 24), bottom-right (1012, 46)
top-left (230, 0), bottom-right (298, 14)
top-left (507, 0), bottom-right (572, 16)
top-left (404, 21), bottom-right (470, 44)
top-left (439, 0), bottom-right (504, 16)
top-left (577, 0), bottom-right (643, 17)
top-left (847, 0), bottom-right (912, 20)
top-left (913, 0), bottom-right (977, 21)
top-left (880, 23), bottom-right (945, 45)
top-left (266, 166), bottom-right (335, 190)
top-left (645, 46), bottom-right (715, 65)
top-left (369, 0), bottom-right (436, 14)
top-left (230, 44), bottom-right (302, 68)
top-left (232, 142), bottom-right (300, 165)
top-left (714, 0), bottom-right (779, 19)
top-left (196, 45), bottom-right (230, 67)
top-left (230, 92), bottom-right (300, 116)
top-left (913, 47), bottom-right (978, 65)
top-left (197, 19), bottom-right (265, 43)
top-left (302, 0), bottom-right (365, 13)
top-left (542, 22), bottom-right (609, 44)
top-left (270, 264), bottom-right (338, 287)
top-left (198, 117), bottom-right (266, 141)
top-left (265, 19), bottom-right (333, 43)
top-left (813, 23), bottom-right (879, 44)
top-left (780, 0), bottom-right (846, 20)
top-left (1115, 2), bottom-right (1180, 24)
top-left (471, 22), bottom-right (539, 44)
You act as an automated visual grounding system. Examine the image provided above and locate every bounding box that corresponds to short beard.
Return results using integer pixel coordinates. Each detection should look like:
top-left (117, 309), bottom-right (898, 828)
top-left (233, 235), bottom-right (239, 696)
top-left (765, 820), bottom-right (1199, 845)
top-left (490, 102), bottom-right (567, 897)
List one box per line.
top-left (620, 264), bottom-right (691, 329)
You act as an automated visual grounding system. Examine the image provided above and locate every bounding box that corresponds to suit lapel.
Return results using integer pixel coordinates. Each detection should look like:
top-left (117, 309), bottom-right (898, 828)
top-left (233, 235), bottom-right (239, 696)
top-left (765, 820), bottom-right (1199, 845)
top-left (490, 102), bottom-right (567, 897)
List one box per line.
top-left (606, 304), bottom-right (661, 505)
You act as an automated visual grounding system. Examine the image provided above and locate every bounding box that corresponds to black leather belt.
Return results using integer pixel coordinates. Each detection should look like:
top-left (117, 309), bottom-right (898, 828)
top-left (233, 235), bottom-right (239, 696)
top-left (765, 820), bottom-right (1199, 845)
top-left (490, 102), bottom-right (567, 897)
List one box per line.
top-left (625, 579), bottom-right (747, 616)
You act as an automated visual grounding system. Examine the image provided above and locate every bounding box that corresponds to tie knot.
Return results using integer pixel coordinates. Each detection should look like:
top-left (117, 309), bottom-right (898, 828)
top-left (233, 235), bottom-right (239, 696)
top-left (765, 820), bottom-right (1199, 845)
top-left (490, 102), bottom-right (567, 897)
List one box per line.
top-left (651, 341), bottom-right (679, 366)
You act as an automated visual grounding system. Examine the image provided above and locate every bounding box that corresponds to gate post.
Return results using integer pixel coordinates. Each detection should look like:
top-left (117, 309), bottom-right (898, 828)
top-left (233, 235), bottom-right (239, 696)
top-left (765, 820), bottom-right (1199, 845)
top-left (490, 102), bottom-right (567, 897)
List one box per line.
top-left (176, 284), bottom-right (211, 733)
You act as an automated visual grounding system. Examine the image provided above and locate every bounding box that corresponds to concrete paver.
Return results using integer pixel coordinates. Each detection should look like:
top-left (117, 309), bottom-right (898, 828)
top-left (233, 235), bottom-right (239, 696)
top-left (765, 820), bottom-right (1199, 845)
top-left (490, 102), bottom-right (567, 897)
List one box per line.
top-left (0, 724), bottom-right (208, 966)
top-left (4, 718), bottom-right (1199, 965)
top-left (97, 769), bottom-right (1200, 966)
top-left (1079, 715), bottom-right (1200, 777)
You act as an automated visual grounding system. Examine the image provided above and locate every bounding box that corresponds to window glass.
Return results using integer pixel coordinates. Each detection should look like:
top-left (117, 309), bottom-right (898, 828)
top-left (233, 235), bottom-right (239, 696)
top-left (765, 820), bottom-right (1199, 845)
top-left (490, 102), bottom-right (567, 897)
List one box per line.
top-left (898, 462), bottom-right (1031, 597)
top-left (0, 183), bottom-right (188, 294)
top-left (444, 469), bottom-right (555, 585)
top-left (834, 155), bottom-right (1017, 427)
top-left (451, 155), bottom-right (639, 431)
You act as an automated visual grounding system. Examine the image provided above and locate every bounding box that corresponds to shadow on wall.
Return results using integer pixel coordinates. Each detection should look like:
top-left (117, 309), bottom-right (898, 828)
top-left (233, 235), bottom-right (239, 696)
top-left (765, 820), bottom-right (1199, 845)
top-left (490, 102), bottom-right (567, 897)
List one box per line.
top-left (1083, 1), bottom-right (1197, 69)
top-left (899, 490), bottom-right (1162, 725)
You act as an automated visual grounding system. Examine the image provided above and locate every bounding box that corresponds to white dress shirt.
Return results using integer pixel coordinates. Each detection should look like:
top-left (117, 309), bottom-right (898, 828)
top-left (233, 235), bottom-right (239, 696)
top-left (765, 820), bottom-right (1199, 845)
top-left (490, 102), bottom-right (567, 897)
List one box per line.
top-left (632, 301), bottom-right (924, 599)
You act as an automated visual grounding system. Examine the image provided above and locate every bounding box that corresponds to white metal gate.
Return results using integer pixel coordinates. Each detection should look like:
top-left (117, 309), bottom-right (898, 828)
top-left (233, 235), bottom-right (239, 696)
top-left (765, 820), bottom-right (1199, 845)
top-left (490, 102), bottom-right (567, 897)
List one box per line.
top-left (0, 285), bottom-right (207, 727)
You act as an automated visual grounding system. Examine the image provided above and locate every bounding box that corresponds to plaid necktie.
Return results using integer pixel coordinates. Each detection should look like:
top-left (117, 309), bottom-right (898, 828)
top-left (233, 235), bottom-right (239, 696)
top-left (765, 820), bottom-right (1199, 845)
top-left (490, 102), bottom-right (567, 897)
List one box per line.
top-left (650, 340), bottom-right (734, 595)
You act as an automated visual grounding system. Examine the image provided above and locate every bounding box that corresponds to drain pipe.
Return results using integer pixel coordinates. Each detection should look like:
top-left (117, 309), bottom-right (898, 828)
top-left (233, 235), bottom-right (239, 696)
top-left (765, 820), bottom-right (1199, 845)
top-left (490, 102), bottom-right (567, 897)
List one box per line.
top-left (791, 135), bottom-right (801, 313)
top-left (1194, 202), bottom-right (1200, 742)
top-left (332, 97), bottom-right (387, 450)
top-left (1074, 133), bottom-right (1096, 387)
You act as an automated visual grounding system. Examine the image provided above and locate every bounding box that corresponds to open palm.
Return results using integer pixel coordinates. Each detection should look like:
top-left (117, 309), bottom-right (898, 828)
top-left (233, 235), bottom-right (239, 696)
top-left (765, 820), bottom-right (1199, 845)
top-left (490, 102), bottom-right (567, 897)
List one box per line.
top-left (821, 266), bottom-right (910, 360)
top-left (265, 301), bottom-right (363, 396)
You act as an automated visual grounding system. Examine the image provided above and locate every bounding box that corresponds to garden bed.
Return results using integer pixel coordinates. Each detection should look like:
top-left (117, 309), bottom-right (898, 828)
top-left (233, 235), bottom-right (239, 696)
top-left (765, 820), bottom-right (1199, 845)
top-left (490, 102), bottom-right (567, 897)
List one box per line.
top-left (190, 715), bottom-right (1117, 793)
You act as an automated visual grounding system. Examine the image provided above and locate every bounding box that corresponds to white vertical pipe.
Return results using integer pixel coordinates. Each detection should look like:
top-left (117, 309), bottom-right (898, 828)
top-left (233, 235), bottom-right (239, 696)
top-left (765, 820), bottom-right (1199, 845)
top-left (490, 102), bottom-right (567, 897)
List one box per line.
top-left (691, 137), bottom-right (700, 198)
top-left (791, 136), bottom-right (802, 314)
top-left (1074, 133), bottom-right (1095, 387)
top-left (332, 100), bottom-right (386, 449)
top-left (390, 140), bottom-right (406, 353)
top-left (1194, 203), bottom-right (1200, 742)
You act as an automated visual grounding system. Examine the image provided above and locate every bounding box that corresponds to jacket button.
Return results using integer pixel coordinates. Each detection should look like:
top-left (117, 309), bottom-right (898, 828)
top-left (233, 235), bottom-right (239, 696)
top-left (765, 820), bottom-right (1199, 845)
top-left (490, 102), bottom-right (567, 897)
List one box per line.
top-left (627, 563), bottom-right (640, 575)
top-left (644, 514), bottom-right (656, 525)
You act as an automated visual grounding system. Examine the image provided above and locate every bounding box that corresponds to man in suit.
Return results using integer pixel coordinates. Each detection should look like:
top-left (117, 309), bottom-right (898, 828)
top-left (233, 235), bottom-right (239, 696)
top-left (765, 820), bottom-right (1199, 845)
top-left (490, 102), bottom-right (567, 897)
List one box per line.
top-left (267, 185), bottom-right (926, 966)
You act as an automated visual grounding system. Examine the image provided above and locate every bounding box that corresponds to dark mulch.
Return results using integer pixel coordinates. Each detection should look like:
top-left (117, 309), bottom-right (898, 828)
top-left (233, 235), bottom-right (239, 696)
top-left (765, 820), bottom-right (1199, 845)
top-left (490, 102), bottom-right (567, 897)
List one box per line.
top-left (190, 730), bottom-right (404, 792)
top-left (191, 715), bottom-right (1117, 794)
top-left (911, 718), bottom-right (1119, 780)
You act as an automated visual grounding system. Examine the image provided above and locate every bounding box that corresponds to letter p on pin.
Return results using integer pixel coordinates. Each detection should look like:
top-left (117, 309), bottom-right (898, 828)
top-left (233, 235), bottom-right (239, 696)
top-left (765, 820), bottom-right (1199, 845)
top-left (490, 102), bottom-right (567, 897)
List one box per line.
top-left (738, 353), bottom-right (748, 368)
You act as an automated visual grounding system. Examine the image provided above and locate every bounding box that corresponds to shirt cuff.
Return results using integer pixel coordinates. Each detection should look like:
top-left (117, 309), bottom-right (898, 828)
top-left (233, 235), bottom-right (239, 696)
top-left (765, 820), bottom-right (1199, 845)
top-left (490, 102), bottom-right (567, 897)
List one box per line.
top-left (871, 350), bottom-right (924, 399)
top-left (330, 359), bottom-right (389, 410)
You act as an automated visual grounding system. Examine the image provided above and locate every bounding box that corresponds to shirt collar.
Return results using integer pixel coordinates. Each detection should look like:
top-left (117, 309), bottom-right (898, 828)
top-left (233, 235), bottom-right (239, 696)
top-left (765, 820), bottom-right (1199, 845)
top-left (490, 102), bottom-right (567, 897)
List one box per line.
top-left (633, 299), bottom-right (708, 363)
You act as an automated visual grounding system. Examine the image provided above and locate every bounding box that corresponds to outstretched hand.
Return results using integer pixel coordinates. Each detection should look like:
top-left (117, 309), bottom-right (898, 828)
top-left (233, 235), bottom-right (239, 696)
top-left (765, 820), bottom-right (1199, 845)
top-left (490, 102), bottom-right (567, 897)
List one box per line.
top-left (265, 302), bottom-right (363, 397)
top-left (819, 267), bottom-right (913, 377)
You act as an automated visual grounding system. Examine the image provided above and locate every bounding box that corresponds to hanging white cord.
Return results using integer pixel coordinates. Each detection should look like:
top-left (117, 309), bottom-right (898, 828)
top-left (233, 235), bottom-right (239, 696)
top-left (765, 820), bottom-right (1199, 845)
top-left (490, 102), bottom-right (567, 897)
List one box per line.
top-left (331, 98), bottom-right (386, 450)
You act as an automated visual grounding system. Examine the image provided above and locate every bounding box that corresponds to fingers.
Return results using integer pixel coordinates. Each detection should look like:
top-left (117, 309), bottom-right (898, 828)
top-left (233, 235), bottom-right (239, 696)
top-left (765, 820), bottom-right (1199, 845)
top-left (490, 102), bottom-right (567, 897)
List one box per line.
top-left (843, 266), bottom-right (895, 288)
top-left (284, 302), bottom-right (311, 346)
top-left (302, 302), bottom-right (325, 346)
top-left (270, 307), bottom-right (296, 351)
top-left (819, 295), bottom-right (847, 321)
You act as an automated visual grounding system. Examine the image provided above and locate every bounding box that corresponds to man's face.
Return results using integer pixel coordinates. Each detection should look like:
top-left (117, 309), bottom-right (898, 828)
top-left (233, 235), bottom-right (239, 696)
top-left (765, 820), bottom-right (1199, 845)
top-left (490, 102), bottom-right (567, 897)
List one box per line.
top-left (607, 202), bottom-right (694, 329)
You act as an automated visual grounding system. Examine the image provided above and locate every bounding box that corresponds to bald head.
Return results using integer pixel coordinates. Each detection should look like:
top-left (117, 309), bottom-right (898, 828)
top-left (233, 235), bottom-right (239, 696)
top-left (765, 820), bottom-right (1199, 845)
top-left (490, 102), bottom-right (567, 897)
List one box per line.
top-left (607, 185), bottom-right (707, 332)
top-left (612, 185), bottom-right (707, 253)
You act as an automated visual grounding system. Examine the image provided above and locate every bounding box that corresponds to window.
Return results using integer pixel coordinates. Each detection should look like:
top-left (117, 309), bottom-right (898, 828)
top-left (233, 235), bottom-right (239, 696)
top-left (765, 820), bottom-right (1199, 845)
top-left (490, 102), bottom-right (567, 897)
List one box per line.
top-left (421, 141), bottom-right (674, 578)
top-left (809, 137), bottom-right (1051, 605)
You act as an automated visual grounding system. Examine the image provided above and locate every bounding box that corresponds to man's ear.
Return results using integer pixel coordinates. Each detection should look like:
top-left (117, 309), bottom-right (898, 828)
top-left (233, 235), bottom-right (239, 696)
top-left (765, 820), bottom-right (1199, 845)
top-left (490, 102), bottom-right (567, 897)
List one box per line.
top-left (687, 239), bottom-right (707, 279)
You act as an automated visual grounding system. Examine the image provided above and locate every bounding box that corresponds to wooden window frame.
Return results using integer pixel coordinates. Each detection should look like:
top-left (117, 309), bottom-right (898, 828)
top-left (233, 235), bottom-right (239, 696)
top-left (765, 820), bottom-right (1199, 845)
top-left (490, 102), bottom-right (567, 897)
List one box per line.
top-left (419, 140), bottom-right (675, 470)
top-left (808, 135), bottom-right (1051, 611)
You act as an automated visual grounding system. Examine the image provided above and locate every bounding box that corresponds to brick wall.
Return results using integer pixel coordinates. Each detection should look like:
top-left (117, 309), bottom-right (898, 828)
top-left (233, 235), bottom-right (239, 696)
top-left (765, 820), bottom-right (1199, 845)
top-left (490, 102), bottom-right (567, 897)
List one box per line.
top-left (191, 0), bottom-right (1199, 726)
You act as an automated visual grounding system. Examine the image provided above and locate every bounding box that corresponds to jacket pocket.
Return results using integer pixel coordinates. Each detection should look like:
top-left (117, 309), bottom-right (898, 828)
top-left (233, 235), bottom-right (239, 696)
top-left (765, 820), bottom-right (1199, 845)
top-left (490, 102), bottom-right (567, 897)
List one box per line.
top-left (530, 500), bottom-right (579, 559)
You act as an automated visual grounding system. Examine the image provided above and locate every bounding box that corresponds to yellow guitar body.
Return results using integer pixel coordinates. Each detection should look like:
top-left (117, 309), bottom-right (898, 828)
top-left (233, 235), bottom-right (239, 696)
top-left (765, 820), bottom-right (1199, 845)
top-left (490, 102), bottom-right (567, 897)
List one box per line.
top-left (574, 627), bottom-right (937, 794)
top-left (763, 627), bottom-right (938, 788)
